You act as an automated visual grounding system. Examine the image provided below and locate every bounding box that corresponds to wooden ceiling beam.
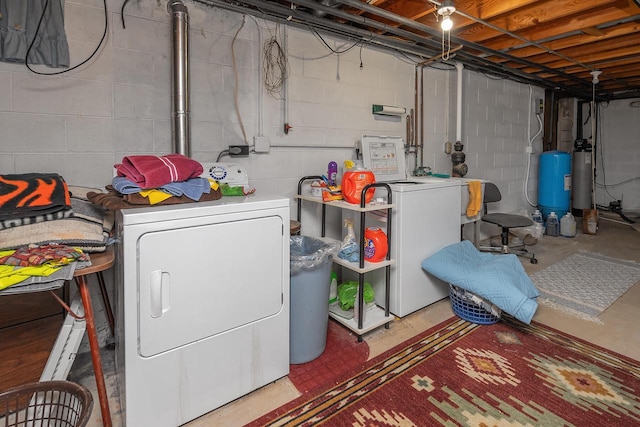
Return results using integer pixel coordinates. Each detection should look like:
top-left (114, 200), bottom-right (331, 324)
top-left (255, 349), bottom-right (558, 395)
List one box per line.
top-left (485, 33), bottom-right (640, 70)
top-left (412, 0), bottom-right (537, 31)
top-left (477, 7), bottom-right (639, 51)
top-left (490, 22), bottom-right (640, 60)
top-left (528, 37), bottom-right (640, 68)
top-left (545, 60), bottom-right (640, 80)
top-left (454, 0), bottom-right (620, 43)
top-left (280, 0), bottom-right (640, 99)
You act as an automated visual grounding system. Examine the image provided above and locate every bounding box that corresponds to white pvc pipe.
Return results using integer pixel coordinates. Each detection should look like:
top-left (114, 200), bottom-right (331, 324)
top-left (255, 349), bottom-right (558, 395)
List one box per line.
top-left (455, 62), bottom-right (463, 142)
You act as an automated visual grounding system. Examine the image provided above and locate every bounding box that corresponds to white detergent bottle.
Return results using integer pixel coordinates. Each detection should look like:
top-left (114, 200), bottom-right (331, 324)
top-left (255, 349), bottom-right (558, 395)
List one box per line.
top-left (560, 212), bottom-right (577, 237)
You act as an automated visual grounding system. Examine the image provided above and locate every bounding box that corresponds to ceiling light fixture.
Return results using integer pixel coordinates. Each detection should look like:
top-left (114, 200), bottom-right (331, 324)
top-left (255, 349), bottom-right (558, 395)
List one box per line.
top-left (436, 0), bottom-right (456, 60)
top-left (437, 0), bottom-right (456, 31)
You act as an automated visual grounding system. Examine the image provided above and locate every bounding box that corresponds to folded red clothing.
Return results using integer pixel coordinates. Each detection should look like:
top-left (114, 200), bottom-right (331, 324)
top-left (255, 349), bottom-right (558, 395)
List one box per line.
top-left (0, 173), bottom-right (71, 221)
top-left (115, 154), bottom-right (203, 189)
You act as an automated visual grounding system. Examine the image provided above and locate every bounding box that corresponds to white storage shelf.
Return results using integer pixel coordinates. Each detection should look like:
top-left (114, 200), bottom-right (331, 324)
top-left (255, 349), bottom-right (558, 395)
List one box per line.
top-left (329, 303), bottom-right (393, 335)
top-left (332, 256), bottom-right (395, 274)
top-left (295, 194), bottom-right (396, 212)
top-left (295, 178), bottom-right (394, 341)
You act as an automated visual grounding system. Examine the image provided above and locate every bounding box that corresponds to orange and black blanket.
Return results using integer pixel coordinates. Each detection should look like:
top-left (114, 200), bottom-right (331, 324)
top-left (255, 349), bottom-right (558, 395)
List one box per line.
top-left (0, 173), bottom-right (71, 221)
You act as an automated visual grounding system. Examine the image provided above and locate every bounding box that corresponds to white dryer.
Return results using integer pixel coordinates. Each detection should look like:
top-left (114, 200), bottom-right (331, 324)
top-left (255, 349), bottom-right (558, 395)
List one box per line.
top-left (115, 194), bottom-right (290, 426)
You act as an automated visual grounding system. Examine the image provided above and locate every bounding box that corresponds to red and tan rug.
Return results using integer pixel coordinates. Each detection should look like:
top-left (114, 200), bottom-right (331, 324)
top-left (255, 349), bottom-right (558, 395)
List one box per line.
top-left (288, 319), bottom-right (370, 394)
top-left (249, 316), bottom-right (640, 426)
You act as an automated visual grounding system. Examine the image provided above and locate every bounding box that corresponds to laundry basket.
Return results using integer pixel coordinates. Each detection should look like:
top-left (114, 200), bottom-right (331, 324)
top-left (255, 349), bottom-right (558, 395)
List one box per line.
top-left (449, 284), bottom-right (501, 325)
top-left (0, 380), bottom-right (93, 427)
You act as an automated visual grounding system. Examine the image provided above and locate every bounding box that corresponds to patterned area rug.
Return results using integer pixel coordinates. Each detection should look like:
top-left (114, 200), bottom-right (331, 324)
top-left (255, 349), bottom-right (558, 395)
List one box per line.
top-left (530, 251), bottom-right (640, 322)
top-left (247, 316), bottom-right (640, 426)
top-left (288, 319), bottom-right (369, 394)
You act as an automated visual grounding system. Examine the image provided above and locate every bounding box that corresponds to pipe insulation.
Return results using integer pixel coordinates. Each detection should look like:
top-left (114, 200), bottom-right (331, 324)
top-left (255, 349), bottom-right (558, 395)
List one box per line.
top-left (168, 0), bottom-right (191, 157)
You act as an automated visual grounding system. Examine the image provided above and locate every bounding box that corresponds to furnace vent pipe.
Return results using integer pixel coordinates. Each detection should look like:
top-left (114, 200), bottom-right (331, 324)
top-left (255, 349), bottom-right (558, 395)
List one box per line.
top-left (168, 0), bottom-right (191, 157)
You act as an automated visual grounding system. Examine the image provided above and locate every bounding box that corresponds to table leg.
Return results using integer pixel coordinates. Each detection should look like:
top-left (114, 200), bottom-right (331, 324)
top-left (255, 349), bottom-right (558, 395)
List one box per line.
top-left (96, 271), bottom-right (115, 336)
top-left (76, 276), bottom-right (113, 427)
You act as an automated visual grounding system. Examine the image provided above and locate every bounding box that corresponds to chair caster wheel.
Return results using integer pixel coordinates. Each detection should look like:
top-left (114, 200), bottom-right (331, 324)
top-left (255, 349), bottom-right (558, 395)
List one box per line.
top-left (531, 257), bottom-right (538, 264)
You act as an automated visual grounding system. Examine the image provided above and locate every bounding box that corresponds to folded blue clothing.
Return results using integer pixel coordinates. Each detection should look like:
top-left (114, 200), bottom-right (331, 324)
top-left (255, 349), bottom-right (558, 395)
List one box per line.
top-left (421, 240), bottom-right (539, 324)
top-left (338, 242), bottom-right (360, 263)
top-left (112, 176), bottom-right (142, 194)
top-left (112, 176), bottom-right (211, 201)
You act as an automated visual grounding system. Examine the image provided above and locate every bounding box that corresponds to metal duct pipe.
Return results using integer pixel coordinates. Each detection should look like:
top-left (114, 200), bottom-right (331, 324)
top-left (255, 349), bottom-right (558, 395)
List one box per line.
top-left (168, 0), bottom-right (191, 157)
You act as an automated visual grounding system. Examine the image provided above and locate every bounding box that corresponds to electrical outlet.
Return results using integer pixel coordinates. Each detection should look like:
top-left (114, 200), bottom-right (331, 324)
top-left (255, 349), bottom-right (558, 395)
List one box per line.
top-left (537, 98), bottom-right (544, 114)
top-left (229, 145), bottom-right (249, 156)
top-left (253, 136), bottom-right (270, 153)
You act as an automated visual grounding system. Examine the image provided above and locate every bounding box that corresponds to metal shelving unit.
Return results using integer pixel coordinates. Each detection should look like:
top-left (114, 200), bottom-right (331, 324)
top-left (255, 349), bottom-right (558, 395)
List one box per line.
top-left (296, 176), bottom-right (394, 341)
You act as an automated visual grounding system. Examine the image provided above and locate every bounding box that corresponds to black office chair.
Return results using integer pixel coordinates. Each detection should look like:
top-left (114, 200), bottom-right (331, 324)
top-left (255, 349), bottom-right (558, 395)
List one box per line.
top-left (478, 182), bottom-right (538, 264)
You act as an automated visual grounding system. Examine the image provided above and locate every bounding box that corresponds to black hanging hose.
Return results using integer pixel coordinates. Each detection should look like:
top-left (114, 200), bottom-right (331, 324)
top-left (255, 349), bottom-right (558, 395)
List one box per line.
top-left (121, 0), bottom-right (131, 29)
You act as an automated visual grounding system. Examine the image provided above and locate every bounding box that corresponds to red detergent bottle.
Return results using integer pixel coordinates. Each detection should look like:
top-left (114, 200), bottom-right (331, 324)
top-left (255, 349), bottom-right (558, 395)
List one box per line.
top-left (342, 168), bottom-right (376, 205)
top-left (364, 227), bottom-right (388, 262)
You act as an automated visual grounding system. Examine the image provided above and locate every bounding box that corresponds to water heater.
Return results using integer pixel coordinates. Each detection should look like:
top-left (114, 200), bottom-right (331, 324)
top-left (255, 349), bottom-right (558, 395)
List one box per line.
top-left (538, 150), bottom-right (571, 219)
top-left (572, 139), bottom-right (593, 216)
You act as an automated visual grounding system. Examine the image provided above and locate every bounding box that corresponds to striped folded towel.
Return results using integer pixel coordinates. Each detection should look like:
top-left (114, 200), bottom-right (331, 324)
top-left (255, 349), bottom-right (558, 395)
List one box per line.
top-left (115, 154), bottom-right (203, 189)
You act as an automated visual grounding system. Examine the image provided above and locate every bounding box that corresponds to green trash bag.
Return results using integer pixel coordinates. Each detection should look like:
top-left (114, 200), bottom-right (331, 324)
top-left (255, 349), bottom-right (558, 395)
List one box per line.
top-left (337, 280), bottom-right (374, 311)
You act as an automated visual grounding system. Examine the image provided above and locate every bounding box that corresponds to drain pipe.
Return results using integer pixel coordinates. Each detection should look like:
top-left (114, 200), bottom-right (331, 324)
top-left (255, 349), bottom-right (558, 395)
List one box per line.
top-left (168, 0), bottom-right (191, 157)
top-left (455, 62), bottom-right (463, 143)
top-left (451, 62), bottom-right (468, 177)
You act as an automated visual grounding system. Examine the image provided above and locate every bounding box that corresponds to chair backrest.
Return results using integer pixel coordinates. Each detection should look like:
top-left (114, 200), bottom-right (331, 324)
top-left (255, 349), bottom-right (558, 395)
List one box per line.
top-left (482, 182), bottom-right (502, 215)
top-left (483, 182), bottom-right (502, 204)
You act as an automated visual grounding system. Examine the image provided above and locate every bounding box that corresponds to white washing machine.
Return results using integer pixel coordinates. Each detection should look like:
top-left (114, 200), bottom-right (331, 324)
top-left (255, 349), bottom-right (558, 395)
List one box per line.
top-left (345, 136), bottom-right (462, 317)
top-left (115, 194), bottom-right (290, 427)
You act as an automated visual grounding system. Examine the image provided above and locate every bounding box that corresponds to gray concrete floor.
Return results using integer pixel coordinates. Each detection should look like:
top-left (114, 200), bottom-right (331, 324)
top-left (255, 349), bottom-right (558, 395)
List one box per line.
top-left (77, 215), bottom-right (640, 426)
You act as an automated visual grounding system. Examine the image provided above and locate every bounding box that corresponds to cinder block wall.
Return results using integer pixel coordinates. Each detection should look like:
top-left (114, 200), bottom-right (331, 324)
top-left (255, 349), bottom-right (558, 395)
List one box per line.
top-left (591, 100), bottom-right (640, 211)
top-left (461, 71), bottom-right (545, 216)
top-left (0, 0), bottom-right (600, 219)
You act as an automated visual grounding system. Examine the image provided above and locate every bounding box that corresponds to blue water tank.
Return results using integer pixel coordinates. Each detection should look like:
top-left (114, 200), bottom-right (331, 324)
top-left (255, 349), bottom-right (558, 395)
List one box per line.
top-left (538, 150), bottom-right (571, 219)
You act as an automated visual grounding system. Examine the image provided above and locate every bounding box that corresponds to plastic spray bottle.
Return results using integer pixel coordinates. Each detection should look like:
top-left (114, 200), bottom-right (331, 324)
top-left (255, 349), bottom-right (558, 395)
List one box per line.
top-left (338, 218), bottom-right (359, 262)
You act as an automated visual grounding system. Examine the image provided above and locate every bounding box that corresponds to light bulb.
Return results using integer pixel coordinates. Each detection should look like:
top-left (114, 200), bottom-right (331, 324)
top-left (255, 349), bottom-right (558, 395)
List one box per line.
top-left (441, 15), bottom-right (453, 31)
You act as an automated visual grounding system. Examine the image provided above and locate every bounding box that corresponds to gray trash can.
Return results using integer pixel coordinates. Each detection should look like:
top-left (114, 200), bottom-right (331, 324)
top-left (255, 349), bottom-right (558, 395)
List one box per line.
top-left (289, 235), bottom-right (340, 364)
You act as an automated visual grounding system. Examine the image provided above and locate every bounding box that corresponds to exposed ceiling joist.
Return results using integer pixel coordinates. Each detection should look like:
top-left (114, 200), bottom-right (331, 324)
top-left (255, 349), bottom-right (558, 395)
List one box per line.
top-left (200, 0), bottom-right (640, 100)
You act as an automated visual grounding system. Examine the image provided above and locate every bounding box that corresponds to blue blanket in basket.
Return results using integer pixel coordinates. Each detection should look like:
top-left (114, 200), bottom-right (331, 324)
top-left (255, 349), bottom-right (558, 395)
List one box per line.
top-left (421, 240), bottom-right (539, 324)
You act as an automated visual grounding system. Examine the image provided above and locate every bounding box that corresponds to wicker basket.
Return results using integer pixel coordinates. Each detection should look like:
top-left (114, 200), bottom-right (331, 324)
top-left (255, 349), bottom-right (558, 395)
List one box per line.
top-left (0, 380), bottom-right (93, 427)
top-left (449, 284), bottom-right (501, 325)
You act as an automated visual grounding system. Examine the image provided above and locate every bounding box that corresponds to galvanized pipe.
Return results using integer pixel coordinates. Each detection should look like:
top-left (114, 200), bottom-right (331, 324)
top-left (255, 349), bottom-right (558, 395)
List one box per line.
top-left (167, 0), bottom-right (190, 157)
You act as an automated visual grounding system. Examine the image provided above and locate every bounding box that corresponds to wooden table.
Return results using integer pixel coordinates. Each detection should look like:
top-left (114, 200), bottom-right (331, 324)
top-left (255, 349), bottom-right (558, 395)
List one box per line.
top-left (72, 246), bottom-right (115, 427)
top-left (43, 246), bottom-right (115, 427)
